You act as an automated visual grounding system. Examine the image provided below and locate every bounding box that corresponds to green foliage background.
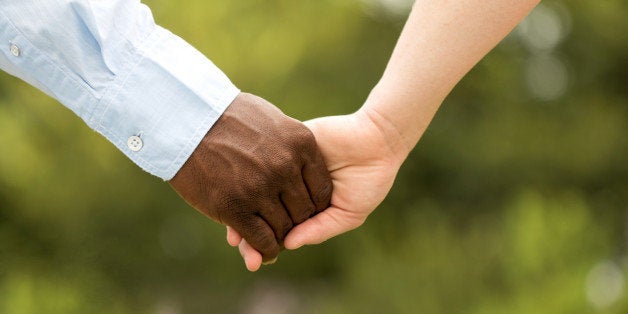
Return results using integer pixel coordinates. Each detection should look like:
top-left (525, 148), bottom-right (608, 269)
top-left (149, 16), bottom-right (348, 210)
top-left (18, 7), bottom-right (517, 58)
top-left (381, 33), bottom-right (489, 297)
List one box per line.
top-left (1, 1), bottom-right (626, 313)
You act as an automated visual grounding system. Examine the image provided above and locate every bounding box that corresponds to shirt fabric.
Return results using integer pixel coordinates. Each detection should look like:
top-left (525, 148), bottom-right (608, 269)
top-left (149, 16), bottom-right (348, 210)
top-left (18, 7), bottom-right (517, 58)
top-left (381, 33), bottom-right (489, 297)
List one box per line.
top-left (0, 0), bottom-right (240, 180)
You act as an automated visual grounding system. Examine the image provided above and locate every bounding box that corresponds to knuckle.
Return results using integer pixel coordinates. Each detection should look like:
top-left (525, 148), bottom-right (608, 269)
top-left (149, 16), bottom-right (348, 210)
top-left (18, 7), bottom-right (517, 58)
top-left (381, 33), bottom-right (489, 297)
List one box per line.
top-left (274, 152), bottom-right (296, 170)
top-left (268, 153), bottom-right (300, 181)
top-left (292, 126), bottom-right (317, 149)
top-left (280, 123), bottom-right (316, 151)
top-left (296, 125), bottom-right (316, 142)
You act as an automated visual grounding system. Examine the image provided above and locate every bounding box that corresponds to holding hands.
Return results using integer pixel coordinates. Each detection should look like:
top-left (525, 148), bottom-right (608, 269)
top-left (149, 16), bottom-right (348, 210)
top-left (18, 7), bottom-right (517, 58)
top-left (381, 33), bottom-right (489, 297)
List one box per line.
top-left (225, 0), bottom-right (541, 270)
top-left (170, 93), bottom-right (332, 263)
top-left (0, 0), bottom-right (541, 272)
top-left (228, 110), bottom-right (407, 270)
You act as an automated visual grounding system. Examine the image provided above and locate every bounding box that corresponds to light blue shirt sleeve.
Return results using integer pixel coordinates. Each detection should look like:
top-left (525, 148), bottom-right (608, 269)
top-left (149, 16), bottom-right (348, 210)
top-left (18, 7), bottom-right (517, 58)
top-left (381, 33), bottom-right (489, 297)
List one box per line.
top-left (0, 0), bottom-right (240, 180)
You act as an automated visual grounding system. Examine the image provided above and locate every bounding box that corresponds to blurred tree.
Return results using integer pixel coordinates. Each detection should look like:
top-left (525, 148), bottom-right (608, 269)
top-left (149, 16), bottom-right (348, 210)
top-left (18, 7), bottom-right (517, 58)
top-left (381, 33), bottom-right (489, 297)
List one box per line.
top-left (0, 1), bottom-right (626, 313)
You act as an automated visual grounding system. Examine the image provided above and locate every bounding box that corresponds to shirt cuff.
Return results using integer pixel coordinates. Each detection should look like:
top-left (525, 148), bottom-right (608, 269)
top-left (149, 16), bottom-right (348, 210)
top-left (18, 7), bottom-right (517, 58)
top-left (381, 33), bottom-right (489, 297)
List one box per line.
top-left (87, 26), bottom-right (240, 180)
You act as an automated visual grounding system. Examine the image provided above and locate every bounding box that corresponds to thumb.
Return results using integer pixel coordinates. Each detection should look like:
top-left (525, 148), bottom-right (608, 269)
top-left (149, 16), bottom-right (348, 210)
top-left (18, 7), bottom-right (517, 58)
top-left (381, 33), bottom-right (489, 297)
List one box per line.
top-left (284, 206), bottom-right (364, 250)
top-left (226, 226), bottom-right (243, 247)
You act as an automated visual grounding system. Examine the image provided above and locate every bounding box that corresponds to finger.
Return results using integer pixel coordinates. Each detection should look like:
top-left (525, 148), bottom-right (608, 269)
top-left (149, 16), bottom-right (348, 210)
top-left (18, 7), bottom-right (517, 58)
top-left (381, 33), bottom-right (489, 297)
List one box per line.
top-left (284, 206), bottom-right (365, 250)
top-left (257, 200), bottom-right (294, 245)
top-left (226, 226), bottom-right (242, 247)
top-left (238, 239), bottom-right (263, 272)
top-left (238, 239), bottom-right (274, 268)
top-left (302, 149), bottom-right (333, 213)
top-left (280, 178), bottom-right (317, 224)
top-left (230, 214), bottom-right (281, 262)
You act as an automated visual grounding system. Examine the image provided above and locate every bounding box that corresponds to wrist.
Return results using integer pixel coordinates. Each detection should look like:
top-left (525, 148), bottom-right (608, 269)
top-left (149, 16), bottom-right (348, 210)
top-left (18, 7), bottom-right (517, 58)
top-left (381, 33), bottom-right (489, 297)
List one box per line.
top-left (361, 81), bottom-right (444, 158)
top-left (355, 107), bottom-right (409, 167)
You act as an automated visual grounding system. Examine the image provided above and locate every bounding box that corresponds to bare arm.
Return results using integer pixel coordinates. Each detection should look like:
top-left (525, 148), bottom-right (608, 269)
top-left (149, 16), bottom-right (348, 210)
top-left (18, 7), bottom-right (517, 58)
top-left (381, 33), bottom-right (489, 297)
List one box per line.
top-left (364, 0), bottom-right (542, 160)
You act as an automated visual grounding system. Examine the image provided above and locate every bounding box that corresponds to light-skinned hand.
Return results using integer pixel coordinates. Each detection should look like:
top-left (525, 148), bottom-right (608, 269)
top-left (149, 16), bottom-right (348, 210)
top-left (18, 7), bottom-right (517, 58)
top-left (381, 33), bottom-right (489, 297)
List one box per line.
top-left (227, 109), bottom-right (407, 271)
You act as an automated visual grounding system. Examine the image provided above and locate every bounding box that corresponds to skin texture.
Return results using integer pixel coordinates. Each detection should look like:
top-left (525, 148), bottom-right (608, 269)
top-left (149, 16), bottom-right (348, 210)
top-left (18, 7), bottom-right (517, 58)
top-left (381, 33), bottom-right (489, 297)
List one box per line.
top-left (170, 93), bottom-right (332, 264)
top-left (227, 111), bottom-right (406, 270)
top-left (229, 0), bottom-right (541, 271)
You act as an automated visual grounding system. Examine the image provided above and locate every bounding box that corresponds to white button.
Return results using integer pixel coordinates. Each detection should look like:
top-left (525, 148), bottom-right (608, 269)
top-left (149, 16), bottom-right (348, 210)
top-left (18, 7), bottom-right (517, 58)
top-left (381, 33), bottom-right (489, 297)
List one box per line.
top-left (10, 44), bottom-right (20, 57)
top-left (127, 136), bottom-right (143, 152)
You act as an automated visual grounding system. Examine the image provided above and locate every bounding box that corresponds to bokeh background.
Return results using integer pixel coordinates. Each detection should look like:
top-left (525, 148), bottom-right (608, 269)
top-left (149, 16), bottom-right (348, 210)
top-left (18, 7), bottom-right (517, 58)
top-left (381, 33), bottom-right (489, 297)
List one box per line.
top-left (1, 0), bottom-right (627, 313)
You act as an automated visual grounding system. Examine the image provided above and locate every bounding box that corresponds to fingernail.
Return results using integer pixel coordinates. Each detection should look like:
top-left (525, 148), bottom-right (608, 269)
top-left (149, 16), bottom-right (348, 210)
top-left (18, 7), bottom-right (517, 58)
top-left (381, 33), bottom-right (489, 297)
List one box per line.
top-left (262, 257), bottom-right (278, 265)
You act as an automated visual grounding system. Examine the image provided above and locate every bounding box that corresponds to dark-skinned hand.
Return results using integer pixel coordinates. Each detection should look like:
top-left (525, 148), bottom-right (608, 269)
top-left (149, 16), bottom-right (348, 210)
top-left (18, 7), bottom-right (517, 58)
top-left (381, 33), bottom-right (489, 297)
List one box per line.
top-left (169, 93), bottom-right (332, 268)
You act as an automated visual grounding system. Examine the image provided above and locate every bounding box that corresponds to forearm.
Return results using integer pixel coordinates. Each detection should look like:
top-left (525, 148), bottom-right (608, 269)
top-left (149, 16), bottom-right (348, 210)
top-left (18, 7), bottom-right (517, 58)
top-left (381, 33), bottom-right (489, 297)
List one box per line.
top-left (362, 0), bottom-right (540, 157)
